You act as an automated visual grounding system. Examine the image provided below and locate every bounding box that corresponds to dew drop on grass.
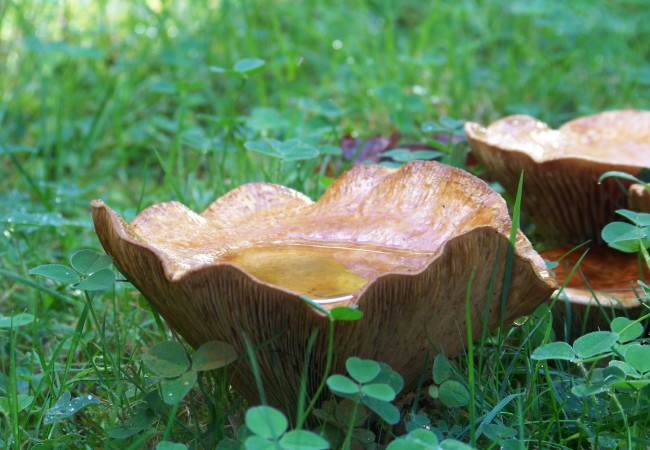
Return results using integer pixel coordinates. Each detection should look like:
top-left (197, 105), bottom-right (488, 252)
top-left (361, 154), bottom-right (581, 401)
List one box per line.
top-left (421, 123), bottom-right (435, 133)
top-left (412, 85), bottom-right (426, 96)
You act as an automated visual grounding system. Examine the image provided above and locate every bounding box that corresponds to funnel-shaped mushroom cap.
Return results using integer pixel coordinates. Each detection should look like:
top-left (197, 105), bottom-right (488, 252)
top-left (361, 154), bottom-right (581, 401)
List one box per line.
top-left (541, 245), bottom-right (647, 337)
top-left (92, 161), bottom-right (554, 408)
top-left (465, 110), bottom-right (650, 244)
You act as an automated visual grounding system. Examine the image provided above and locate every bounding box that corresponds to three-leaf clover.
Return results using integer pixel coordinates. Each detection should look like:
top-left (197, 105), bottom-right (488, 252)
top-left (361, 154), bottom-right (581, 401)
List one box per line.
top-left (244, 406), bottom-right (330, 450)
top-left (327, 357), bottom-right (403, 425)
top-left (30, 249), bottom-right (115, 291)
top-left (429, 354), bottom-right (470, 408)
top-left (143, 340), bottom-right (239, 405)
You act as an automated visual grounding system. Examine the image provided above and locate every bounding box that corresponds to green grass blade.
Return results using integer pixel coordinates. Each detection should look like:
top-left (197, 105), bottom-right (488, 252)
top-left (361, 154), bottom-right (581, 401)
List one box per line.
top-left (464, 268), bottom-right (477, 447)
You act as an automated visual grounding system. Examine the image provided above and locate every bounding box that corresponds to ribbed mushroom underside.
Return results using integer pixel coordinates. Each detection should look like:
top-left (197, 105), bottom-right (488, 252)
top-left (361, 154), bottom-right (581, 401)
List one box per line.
top-left (92, 161), bottom-right (555, 407)
top-left (465, 111), bottom-right (650, 244)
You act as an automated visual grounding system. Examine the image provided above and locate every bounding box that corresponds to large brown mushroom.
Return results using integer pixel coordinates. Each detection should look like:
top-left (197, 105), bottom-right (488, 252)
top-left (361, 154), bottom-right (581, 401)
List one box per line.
top-left (465, 110), bottom-right (650, 244)
top-left (92, 161), bottom-right (555, 408)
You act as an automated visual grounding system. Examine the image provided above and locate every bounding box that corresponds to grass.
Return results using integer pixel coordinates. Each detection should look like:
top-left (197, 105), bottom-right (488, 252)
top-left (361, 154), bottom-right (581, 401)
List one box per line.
top-left (2, 0), bottom-right (650, 448)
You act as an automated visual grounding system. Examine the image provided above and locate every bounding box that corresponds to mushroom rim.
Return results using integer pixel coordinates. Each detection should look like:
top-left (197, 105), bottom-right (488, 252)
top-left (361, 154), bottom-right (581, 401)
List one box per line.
top-left (464, 110), bottom-right (650, 169)
top-left (552, 287), bottom-right (645, 309)
top-left (91, 198), bottom-right (555, 314)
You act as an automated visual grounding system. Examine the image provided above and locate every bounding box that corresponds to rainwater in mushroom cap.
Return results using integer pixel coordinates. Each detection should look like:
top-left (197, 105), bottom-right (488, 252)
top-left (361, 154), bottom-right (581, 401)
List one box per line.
top-left (465, 110), bottom-right (650, 244)
top-left (92, 161), bottom-right (554, 408)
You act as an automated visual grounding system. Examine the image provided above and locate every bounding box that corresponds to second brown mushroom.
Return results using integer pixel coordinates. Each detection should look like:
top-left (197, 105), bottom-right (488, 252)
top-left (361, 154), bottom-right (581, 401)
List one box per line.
top-left (465, 110), bottom-right (650, 333)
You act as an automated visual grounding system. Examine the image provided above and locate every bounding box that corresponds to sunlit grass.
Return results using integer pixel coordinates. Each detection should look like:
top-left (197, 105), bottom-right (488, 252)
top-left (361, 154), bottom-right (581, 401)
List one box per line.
top-left (2, 0), bottom-right (650, 447)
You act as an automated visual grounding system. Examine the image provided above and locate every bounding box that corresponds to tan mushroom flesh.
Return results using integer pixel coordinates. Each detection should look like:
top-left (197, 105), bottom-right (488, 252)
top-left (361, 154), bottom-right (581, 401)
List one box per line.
top-left (541, 245), bottom-right (648, 336)
top-left (628, 183), bottom-right (650, 213)
top-left (465, 110), bottom-right (650, 244)
top-left (92, 161), bottom-right (555, 408)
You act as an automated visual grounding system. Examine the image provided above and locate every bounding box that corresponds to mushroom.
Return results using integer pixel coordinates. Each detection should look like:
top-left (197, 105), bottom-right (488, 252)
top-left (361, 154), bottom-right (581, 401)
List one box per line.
top-left (465, 110), bottom-right (650, 244)
top-left (541, 245), bottom-right (648, 339)
top-left (628, 183), bottom-right (650, 213)
top-left (466, 111), bottom-right (650, 333)
top-left (92, 161), bottom-right (555, 408)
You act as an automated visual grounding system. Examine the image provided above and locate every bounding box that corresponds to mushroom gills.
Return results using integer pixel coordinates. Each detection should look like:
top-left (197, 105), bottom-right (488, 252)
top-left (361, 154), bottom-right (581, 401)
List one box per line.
top-left (221, 242), bottom-right (432, 302)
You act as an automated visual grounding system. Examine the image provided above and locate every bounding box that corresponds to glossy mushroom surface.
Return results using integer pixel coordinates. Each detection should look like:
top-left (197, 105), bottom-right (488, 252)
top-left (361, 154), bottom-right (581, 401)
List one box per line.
top-left (92, 161), bottom-right (555, 407)
top-left (465, 110), bottom-right (650, 244)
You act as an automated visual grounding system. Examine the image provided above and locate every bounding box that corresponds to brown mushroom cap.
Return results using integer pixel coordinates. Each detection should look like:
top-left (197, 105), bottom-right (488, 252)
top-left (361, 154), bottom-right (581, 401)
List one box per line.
top-left (628, 183), bottom-right (650, 213)
top-left (541, 245), bottom-right (648, 337)
top-left (465, 110), bottom-right (650, 244)
top-left (92, 161), bottom-right (555, 408)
